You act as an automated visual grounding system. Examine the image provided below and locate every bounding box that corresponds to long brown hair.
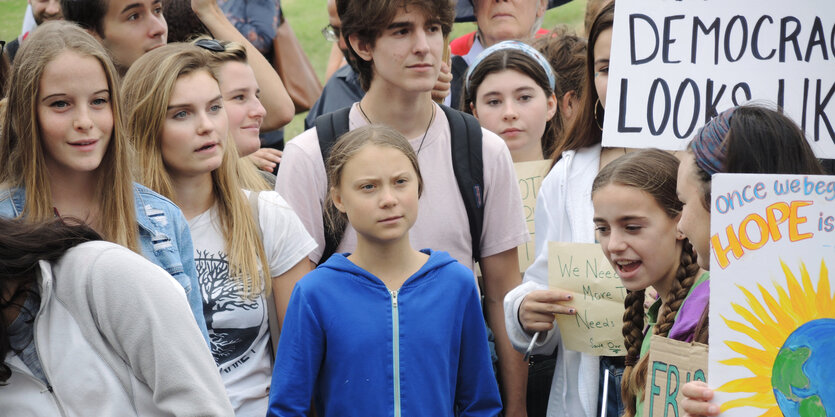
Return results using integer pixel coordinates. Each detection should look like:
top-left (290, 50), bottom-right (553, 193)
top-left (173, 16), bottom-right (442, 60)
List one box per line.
top-left (592, 149), bottom-right (701, 417)
top-left (122, 43), bottom-right (270, 299)
top-left (548, 1), bottom-right (613, 167)
top-left (0, 21), bottom-right (138, 252)
top-left (534, 26), bottom-right (587, 152)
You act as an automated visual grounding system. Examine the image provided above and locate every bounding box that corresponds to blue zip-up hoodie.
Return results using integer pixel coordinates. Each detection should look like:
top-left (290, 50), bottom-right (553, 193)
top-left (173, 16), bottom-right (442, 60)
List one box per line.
top-left (268, 249), bottom-right (502, 417)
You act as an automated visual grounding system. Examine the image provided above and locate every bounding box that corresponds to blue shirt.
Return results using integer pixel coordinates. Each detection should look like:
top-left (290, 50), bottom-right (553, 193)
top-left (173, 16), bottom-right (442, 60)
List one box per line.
top-left (304, 64), bottom-right (365, 130)
top-left (0, 183), bottom-right (210, 344)
top-left (218, 0), bottom-right (280, 54)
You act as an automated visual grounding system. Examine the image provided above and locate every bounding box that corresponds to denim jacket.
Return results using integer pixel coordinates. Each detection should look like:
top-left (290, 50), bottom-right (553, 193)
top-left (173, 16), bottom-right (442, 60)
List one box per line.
top-left (0, 183), bottom-right (210, 344)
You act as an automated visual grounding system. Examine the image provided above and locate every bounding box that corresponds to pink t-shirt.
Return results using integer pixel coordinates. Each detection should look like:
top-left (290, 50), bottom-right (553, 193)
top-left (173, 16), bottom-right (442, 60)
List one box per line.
top-left (276, 102), bottom-right (529, 271)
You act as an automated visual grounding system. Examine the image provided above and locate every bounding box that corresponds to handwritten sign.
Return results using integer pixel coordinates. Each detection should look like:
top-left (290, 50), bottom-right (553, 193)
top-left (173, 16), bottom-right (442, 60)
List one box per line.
top-left (515, 160), bottom-right (551, 273)
top-left (606, 0), bottom-right (835, 158)
top-left (709, 174), bottom-right (835, 417)
top-left (643, 335), bottom-right (708, 417)
top-left (548, 242), bottom-right (626, 356)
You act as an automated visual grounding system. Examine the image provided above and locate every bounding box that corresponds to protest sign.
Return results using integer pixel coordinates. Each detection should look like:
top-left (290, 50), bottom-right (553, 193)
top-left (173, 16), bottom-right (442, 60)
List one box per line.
top-left (548, 242), bottom-right (626, 356)
top-left (642, 335), bottom-right (708, 417)
top-left (708, 174), bottom-right (835, 416)
top-left (515, 160), bottom-right (551, 273)
top-left (605, 0), bottom-right (835, 158)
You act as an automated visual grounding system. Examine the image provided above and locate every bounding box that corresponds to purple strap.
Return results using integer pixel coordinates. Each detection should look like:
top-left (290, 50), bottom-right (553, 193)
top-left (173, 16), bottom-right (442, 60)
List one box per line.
top-left (669, 278), bottom-right (710, 342)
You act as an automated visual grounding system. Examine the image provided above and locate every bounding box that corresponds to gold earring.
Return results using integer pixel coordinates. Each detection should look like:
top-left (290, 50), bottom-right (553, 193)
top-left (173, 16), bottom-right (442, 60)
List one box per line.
top-left (594, 98), bottom-right (603, 131)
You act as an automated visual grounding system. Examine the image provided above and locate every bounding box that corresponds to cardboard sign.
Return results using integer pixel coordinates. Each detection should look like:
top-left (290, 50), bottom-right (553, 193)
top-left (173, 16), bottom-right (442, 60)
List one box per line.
top-left (643, 335), bottom-right (709, 417)
top-left (708, 174), bottom-right (835, 416)
top-left (515, 160), bottom-right (551, 273)
top-left (605, 0), bottom-right (835, 158)
top-left (548, 242), bottom-right (626, 356)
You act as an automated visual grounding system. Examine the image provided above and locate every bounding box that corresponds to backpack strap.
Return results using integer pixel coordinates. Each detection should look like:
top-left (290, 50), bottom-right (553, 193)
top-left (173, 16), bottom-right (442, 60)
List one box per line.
top-left (439, 105), bottom-right (485, 262)
top-left (449, 55), bottom-right (469, 111)
top-left (314, 107), bottom-right (352, 265)
top-left (313, 105), bottom-right (485, 264)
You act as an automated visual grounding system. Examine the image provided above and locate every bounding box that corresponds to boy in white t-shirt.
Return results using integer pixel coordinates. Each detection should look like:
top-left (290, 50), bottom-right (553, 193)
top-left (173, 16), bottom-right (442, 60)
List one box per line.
top-left (275, 0), bottom-right (531, 414)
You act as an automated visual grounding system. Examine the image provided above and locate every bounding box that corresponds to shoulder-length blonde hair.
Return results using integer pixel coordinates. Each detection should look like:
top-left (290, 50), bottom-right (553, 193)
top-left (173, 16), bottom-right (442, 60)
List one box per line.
top-left (0, 21), bottom-right (138, 252)
top-left (122, 43), bottom-right (270, 298)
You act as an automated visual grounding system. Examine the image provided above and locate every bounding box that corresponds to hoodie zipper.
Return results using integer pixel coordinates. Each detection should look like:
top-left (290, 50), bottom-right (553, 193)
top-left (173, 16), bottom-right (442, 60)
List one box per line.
top-left (8, 343), bottom-right (68, 416)
top-left (7, 363), bottom-right (65, 413)
top-left (390, 290), bottom-right (401, 417)
top-left (31, 277), bottom-right (70, 417)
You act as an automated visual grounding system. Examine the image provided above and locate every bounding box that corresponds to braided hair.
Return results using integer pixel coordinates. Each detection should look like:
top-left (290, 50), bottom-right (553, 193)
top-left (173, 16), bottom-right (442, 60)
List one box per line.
top-left (592, 149), bottom-right (702, 416)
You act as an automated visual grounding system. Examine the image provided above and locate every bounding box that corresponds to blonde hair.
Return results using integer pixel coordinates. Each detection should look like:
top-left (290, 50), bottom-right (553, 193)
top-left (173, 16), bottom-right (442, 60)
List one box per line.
top-left (122, 43), bottom-right (270, 298)
top-left (325, 124), bottom-right (423, 238)
top-left (0, 21), bottom-right (139, 252)
top-left (194, 36), bottom-right (270, 192)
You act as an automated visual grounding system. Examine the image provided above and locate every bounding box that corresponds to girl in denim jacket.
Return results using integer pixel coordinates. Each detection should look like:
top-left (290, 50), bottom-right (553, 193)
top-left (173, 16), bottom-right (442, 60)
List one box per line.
top-left (0, 21), bottom-right (209, 343)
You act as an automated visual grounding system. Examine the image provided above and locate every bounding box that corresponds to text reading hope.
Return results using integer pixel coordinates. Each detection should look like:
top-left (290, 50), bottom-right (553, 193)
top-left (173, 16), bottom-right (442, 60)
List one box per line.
top-left (710, 177), bottom-right (835, 269)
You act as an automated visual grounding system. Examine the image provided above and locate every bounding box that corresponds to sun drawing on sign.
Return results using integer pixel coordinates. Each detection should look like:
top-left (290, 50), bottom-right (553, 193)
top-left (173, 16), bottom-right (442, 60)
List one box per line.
top-left (717, 259), bottom-right (835, 417)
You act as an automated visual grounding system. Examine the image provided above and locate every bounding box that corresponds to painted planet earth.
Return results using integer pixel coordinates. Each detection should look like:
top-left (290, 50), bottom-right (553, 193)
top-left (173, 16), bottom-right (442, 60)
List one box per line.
top-left (772, 318), bottom-right (835, 417)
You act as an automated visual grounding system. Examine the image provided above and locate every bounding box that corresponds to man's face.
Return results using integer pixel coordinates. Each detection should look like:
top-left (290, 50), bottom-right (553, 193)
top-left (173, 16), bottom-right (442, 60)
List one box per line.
top-left (352, 7), bottom-right (444, 94)
top-left (29, 0), bottom-right (62, 25)
top-left (96, 0), bottom-right (167, 71)
top-left (327, 0), bottom-right (348, 55)
top-left (473, 0), bottom-right (546, 48)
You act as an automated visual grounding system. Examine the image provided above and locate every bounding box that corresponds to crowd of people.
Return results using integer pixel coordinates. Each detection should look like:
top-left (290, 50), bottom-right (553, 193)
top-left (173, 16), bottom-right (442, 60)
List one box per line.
top-left (0, 0), bottom-right (831, 416)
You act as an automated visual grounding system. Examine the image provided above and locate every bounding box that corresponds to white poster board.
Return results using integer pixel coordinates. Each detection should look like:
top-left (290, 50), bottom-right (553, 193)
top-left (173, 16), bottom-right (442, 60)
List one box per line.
top-left (605, 0), bottom-right (835, 158)
top-left (708, 173), bottom-right (835, 416)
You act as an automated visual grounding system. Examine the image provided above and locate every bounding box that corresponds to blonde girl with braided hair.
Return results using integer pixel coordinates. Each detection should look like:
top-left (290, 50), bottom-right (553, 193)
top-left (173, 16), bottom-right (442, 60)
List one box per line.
top-left (590, 149), bottom-right (709, 417)
top-left (121, 42), bottom-right (316, 416)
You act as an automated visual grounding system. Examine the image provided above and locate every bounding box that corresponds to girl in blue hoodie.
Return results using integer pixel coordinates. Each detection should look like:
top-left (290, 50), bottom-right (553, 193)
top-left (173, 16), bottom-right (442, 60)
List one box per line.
top-left (268, 125), bottom-right (502, 417)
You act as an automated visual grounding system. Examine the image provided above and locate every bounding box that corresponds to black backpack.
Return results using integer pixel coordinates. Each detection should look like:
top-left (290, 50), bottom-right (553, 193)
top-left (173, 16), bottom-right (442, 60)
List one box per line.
top-left (314, 104), bottom-right (485, 265)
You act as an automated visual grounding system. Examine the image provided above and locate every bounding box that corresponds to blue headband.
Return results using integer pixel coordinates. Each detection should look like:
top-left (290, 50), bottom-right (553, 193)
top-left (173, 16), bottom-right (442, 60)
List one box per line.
top-left (690, 107), bottom-right (737, 176)
top-left (464, 40), bottom-right (556, 94)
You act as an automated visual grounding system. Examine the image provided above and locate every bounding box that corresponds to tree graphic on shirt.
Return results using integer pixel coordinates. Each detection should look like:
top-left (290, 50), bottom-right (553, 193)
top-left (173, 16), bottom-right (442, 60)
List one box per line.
top-left (195, 250), bottom-right (260, 364)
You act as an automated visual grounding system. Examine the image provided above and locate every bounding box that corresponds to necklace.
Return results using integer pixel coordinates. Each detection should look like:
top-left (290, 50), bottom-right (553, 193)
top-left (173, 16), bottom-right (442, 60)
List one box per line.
top-left (358, 101), bottom-right (436, 154)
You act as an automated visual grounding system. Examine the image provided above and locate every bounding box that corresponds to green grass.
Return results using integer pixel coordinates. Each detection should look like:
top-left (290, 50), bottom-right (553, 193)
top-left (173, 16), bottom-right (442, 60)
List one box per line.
top-left (281, 0), bottom-right (587, 138)
top-left (0, 0), bottom-right (586, 138)
top-left (1, 0), bottom-right (27, 42)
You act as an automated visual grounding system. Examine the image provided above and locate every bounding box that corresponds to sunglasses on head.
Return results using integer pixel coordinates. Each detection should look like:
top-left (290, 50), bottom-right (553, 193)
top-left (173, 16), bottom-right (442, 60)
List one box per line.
top-left (194, 38), bottom-right (224, 52)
